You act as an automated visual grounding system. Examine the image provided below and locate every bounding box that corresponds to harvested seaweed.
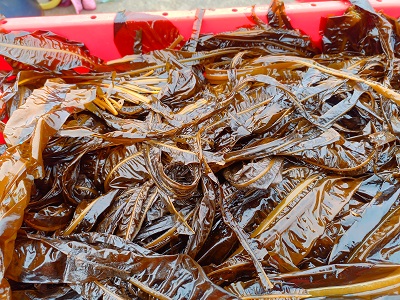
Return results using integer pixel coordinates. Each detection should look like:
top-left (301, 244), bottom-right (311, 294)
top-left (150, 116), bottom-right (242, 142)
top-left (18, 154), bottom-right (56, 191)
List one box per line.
top-left (1, 0), bottom-right (400, 299)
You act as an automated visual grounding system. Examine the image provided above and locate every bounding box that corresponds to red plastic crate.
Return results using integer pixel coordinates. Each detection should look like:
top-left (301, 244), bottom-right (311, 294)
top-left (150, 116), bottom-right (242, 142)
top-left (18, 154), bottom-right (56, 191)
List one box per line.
top-left (1, 0), bottom-right (399, 62)
top-left (0, 0), bottom-right (400, 145)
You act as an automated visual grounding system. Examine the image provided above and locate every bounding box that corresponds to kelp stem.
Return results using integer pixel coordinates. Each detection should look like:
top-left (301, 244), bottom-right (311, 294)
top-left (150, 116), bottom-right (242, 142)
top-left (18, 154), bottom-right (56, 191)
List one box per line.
top-left (128, 277), bottom-right (173, 300)
top-left (307, 269), bottom-right (400, 297)
top-left (241, 294), bottom-right (311, 299)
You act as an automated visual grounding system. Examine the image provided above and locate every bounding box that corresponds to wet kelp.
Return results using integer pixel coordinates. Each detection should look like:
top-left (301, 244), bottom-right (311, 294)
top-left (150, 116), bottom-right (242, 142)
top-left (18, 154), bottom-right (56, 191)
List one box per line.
top-left (1, 0), bottom-right (400, 299)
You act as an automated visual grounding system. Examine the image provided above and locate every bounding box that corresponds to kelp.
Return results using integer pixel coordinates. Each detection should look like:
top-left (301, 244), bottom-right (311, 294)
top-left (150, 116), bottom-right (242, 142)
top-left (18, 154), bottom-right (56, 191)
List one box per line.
top-left (329, 176), bottom-right (400, 264)
top-left (7, 233), bottom-right (235, 300)
top-left (0, 146), bottom-right (32, 297)
top-left (2, 0), bottom-right (400, 299)
top-left (0, 31), bottom-right (105, 72)
top-left (12, 284), bottom-right (83, 299)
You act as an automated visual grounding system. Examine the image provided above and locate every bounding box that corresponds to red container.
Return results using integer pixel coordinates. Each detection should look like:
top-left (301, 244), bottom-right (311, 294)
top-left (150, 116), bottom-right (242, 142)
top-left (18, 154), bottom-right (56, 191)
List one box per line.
top-left (0, 0), bottom-right (400, 144)
top-left (1, 0), bottom-right (400, 62)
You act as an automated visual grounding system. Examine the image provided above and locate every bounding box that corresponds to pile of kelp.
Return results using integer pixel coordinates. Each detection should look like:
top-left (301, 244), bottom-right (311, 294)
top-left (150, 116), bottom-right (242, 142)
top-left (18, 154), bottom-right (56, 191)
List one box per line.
top-left (1, 0), bottom-right (400, 298)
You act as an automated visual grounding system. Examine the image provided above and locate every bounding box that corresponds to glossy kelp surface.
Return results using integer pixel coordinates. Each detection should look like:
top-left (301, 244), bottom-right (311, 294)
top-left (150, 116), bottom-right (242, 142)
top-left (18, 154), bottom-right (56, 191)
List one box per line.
top-left (1, 0), bottom-right (400, 299)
